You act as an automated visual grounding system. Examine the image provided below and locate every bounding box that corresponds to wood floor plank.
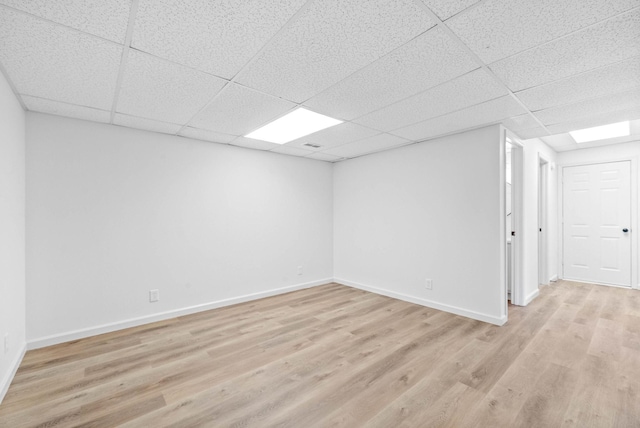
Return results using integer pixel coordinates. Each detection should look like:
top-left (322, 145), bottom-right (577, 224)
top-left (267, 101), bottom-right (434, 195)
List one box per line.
top-left (1, 280), bottom-right (638, 427)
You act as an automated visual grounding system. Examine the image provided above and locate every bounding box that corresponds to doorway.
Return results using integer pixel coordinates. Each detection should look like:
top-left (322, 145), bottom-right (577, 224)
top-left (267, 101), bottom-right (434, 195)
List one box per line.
top-left (562, 160), bottom-right (632, 287)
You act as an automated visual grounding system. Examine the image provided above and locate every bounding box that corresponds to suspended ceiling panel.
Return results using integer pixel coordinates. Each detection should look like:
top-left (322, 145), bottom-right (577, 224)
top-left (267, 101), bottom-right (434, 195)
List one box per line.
top-left (132, 0), bottom-right (307, 79)
top-left (235, 0), bottom-right (435, 103)
top-left (1, 0), bottom-right (639, 162)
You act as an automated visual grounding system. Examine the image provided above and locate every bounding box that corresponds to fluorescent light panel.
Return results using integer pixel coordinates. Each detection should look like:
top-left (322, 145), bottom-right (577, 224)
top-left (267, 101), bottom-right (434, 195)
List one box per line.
top-left (245, 108), bottom-right (342, 144)
top-left (569, 121), bottom-right (630, 143)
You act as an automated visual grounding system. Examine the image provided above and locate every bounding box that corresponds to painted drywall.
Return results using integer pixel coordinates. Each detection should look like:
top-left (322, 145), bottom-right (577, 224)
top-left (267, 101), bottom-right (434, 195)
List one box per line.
top-left (557, 141), bottom-right (640, 289)
top-left (0, 72), bottom-right (26, 403)
top-left (521, 137), bottom-right (558, 303)
top-left (333, 125), bottom-right (507, 324)
top-left (26, 113), bottom-right (334, 346)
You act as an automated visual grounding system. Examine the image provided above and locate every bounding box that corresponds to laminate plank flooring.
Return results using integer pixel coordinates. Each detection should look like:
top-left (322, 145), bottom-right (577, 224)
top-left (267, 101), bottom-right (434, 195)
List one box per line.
top-left (1, 280), bottom-right (639, 427)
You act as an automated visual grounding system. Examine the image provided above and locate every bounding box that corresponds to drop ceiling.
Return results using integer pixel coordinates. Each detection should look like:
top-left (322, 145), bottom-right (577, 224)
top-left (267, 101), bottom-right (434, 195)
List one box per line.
top-left (1, 0), bottom-right (639, 162)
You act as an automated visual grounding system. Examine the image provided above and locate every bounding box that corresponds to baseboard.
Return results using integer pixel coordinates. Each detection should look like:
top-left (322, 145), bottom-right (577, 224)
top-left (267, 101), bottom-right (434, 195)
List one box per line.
top-left (549, 275), bottom-right (558, 282)
top-left (523, 288), bottom-right (540, 306)
top-left (0, 342), bottom-right (26, 405)
top-left (334, 278), bottom-right (507, 326)
top-left (27, 278), bottom-right (332, 350)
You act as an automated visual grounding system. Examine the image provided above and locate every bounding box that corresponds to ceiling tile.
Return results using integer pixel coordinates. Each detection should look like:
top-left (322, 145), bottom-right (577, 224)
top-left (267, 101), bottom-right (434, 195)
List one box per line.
top-left (0, 8), bottom-right (121, 110)
top-left (117, 50), bottom-right (227, 124)
top-left (447, 0), bottom-right (638, 64)
top-left (515, 56), bottom-right (640, 111)
top-left (541, 134), bottom-right (577, 147)
top-left (285, 122), bottom-right (380, 151)
top-left (545, 107), bottom-right (640, 134)
top-left (230, 137), bottom-right (281, 151)
top-left (490, 9), bottom-right (640, 91)
top-left (501, 113), bottom-right (542, 132)
top-left (419, 0), bottom-right (481, 20)
top-left (114, 113), bottom-right (182, 135)
top-left (303, 27), bottom-right (477, 120)
top-left (0, 0), bottom-right (131, 43)
top-left (321, 133), bottom-right (411, 158)
top-left (354, 68), bottom-right (507, 132)
top-left (179, 127), bottom-right (237, 144)
top-left (269, 146), bottom-right (314, 157)
top-left (306, 152), bottom-right (344, 162)
top-left (392, 96), bottom-right (526, 141)
top-left (23, 96), bottom-right (111, 123)
top-left (132, 0), bottom-right (306, 79)
top-left (533, 89), bottom-right (640, 125)
top-left (236, 0), bottom-right (435, 102)
top-left (515, 127), bottom-right (550, 140)
top-left (189, 84), bottom-right (296, 136)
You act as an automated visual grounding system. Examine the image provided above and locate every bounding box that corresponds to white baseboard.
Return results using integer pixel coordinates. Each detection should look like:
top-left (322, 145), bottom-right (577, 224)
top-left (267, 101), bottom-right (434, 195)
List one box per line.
top-left (334, 278), bottom-right (507, 326)
top-left (0, 342), bottom-right (26, 405)
top-left (523, 288), bottom-right (540, 306)
top-left (27, 278), bottom-right (332, 350)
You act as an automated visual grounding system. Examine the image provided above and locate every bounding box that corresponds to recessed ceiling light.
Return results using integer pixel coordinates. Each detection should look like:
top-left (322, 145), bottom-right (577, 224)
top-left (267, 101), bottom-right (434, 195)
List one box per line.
top-left (245, 108), bottom-right (342, 144)
top-left (569, 121), bottom-right (630, 143)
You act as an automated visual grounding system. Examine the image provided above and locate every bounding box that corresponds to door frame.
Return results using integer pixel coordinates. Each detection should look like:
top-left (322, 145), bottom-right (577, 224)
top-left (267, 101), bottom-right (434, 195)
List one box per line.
top-left (538, 154), bottom-right (550, 286)
top-left (559, 155), bottom-right (639, 289)
top-left (505, 129), bottom-right (525, 306)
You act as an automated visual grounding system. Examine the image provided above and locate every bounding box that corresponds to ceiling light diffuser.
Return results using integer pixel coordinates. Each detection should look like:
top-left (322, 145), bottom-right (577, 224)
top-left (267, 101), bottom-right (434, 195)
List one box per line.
top-left (245, 108), bottom-right (342, 144)
top-left (569, 121), bottom-right (630, 143)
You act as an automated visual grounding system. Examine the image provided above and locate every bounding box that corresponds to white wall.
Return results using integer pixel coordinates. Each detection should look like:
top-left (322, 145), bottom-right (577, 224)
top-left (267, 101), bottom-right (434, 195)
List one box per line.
top-left (521, 137), bottom-right (558, 303)
top-left (0, 72), bottom-right (26, 403)
top-left (557, 141), bottom-right (640, 289)
top-left (26, 114), bottom-right (334, 346)
top-left (334, 125), bottom-right (507, 325)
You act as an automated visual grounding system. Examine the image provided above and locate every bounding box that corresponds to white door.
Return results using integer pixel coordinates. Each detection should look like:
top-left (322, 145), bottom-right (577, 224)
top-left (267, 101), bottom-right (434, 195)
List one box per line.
top-left (563, 161), bottom-right (632, 287)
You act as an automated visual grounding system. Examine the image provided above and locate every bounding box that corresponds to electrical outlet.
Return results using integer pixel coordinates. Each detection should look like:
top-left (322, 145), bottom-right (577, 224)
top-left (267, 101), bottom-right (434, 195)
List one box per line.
top-left (149, 289), bottom-right (159, 303)
top-left (297, 266), bottom-right (303, 276)
top-left (4, 333), bottom-right (8, 354)
top-left (425, 279), bottom-right (433, 290)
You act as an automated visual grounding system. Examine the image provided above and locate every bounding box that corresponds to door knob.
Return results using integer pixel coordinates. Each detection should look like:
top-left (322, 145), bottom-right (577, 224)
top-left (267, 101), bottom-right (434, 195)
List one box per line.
top-left (623, 228), bottom-right (629, 232)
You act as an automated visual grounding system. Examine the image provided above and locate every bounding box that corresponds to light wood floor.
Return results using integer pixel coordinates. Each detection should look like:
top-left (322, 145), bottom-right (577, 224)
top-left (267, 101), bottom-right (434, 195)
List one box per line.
top-left (1, 280), bottom-right (639, 427)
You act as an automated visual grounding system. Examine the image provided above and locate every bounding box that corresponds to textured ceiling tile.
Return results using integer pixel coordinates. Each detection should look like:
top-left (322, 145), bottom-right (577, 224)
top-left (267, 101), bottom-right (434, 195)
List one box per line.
top-left (541, 134), bottom-right (577, 147)
top-left (514, 127), bottom-right (550, 140)
top-left (114, 113), bottom-right (182, 135)
top-left (0, 8), bottom-right (121, 110)
top-left (419, 0), bottom-right (481, 20)
top-left (230, 137), bottom-right (281, 151)
top-left (132, 0), bottom-right (306, 79)
top-left (0, 0), bottom-right (131, 43)
top-left (534, 89), bottom-right (640, 125)
top-left (303, 27), bottom-right (477, 120)
top-left (515, 56), bottom-right (640, 111)
top-left (306, 152), bottom-right (344, 162)
top-left (392, 96), bottom-right (526, 141)
top-left (179, 127), bottom-right (237, 144)
top-left (354, 68), bottom-right (507, 132)
top-left (491, 9), bottom-right (640, 91)
top-left (545, 107), bottom-right (640, 134)
top-left (321, 133), bottom-right (411, 158)
top-left (285, 122), bottom-right (380, 151)
top-left (448, 0), bottom-right (639, 64)
top-left (23, 96), bottom-right (111, 123)
top-left (236, 0), bottom-right (435, 102)
top-left (189, 84), bottom-right (296, 135)
top-left (117, 51), bottom-right (227, 124)
top-left (501, 113), bottom-right (543, 132)
top-left (269, 146), bottom-right (314, 157)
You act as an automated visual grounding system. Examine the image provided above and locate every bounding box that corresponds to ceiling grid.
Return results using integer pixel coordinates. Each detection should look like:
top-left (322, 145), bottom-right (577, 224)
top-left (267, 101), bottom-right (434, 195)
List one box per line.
top-left (0, 0), bottom-right (638, 160)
